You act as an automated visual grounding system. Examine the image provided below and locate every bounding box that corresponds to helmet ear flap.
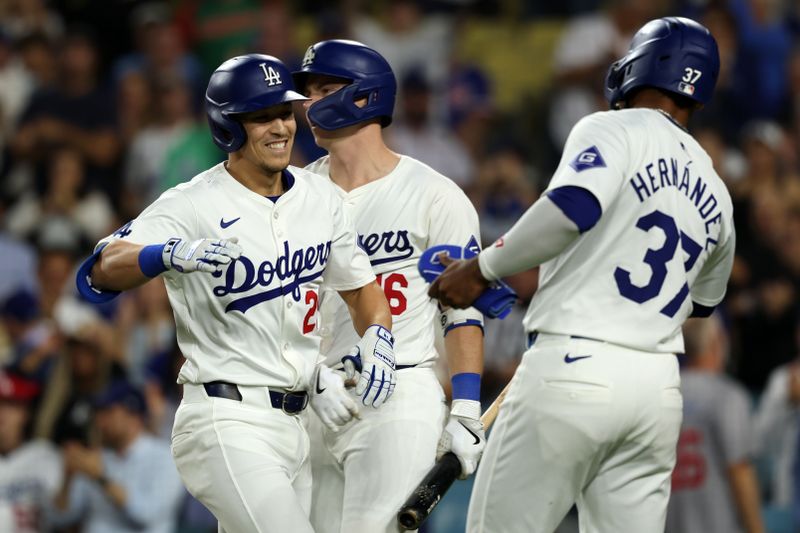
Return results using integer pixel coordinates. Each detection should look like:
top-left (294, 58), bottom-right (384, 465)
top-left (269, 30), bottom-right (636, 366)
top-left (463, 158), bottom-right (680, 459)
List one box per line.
top-left (207, 106), bottom-right (246, 153)
top-left (604, 60), bottom-right (626, 109)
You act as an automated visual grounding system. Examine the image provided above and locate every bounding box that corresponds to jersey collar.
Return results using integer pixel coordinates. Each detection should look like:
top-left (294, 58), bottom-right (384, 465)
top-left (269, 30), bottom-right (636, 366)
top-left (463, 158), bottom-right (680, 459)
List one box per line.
top-left (266, 170), bottom-right (295, 203)
top-left (654, 108), bottom-right (689, 133)
top-left (218, 163), bottom-right (300, 207)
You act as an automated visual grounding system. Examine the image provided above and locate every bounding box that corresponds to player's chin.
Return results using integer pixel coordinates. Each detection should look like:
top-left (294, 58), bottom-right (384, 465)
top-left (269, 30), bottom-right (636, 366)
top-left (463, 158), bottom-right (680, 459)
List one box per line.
top-left (261, 158), bottom-right (290, 175)
top-left (261, 150), bottom-right (292, 172)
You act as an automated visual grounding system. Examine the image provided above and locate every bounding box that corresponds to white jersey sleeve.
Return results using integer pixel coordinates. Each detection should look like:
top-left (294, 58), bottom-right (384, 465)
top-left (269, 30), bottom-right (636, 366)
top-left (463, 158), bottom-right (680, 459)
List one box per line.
top-left (427, 181), bottom-right (484, 331)
top-left (98, 188), bottom-right (196, 252)
top-left (319, 193), bottom-right (375, 292)
top-left (690, 228), bottom-right (735, 307)
top-left (544, 112), bottom-right (629, 208)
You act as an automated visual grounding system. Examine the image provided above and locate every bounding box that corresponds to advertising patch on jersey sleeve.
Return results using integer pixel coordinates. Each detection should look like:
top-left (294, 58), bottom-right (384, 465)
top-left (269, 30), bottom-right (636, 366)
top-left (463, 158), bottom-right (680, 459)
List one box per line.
top-left (569, 146), bottom-right (607, 172)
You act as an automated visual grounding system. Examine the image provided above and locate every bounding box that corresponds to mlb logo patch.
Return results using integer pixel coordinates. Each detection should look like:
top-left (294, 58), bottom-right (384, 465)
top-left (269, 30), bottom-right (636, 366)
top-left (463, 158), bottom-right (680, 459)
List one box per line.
top-left (570, 146), bottom-right (606, 172)
top-left (678, 82), bottom-right (695, 96)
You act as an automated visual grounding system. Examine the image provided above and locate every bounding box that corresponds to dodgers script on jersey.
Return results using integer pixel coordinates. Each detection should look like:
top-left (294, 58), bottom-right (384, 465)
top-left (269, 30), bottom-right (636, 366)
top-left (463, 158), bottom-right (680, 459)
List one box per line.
top-left (305, 155), bottom-right (483, 367)
top-left (96, 163), bottom-right (375, 389)
top-left (524, 108), bottom-right (734, 352)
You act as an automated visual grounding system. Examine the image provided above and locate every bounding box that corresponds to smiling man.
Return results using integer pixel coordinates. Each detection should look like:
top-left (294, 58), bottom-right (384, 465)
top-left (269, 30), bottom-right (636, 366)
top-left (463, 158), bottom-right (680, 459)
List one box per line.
top-left (293, 40), bottom-right (485, 533)
top-left (74, 54), bottom-right (393, 533)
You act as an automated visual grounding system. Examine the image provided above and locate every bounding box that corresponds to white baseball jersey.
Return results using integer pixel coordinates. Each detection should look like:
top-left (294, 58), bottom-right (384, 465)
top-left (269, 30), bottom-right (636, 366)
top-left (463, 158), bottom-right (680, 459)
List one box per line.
top-left (0, 440), bottom-right (62, 533)
top-left (305, 155), bottom-right (483, 367)
top-left (522, 108), bottom-right (734, 353)
top-left (97, 163), bottom-right (374, 390)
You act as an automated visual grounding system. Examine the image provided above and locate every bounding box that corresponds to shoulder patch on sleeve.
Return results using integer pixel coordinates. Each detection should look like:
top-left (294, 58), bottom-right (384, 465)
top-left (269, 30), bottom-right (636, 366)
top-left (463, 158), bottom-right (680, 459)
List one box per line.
top-left (569, 146), bottom-right (607, 172)
top-left (464, 235), bottom-right (481, 257)
top-left (111, 221), bottom-right (133, 239)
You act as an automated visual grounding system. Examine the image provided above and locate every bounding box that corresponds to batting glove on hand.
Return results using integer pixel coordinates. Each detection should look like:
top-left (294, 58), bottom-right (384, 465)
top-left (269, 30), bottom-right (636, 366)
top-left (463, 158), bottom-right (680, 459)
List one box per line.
top-left (437, 399), bottom-right (486, 479)
top-left (341, 324), bottom-right (396, 408)
top-left (309, 364), bottom-right (359, 432)
top-left (162, 237), bottom-right (242, 274)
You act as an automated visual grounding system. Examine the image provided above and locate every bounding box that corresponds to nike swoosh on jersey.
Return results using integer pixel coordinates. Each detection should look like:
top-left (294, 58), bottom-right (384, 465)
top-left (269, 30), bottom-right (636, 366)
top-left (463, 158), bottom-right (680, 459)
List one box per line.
top-left (315, 370), bottom-right (326, 394)
top-left (564, 353), bottom-right (593, 364)
top-left (459, 421), bottom-right (481, 445)
top-left (220, 217), bottom-right (241, 228)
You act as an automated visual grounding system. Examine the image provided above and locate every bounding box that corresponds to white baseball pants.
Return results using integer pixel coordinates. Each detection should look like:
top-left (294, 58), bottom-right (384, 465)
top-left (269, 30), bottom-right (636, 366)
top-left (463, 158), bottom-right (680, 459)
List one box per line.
top-left (308, 367), bottom-right (447, 533)
top-left (467, 333), bottom-right (683, 533)
top-left (171, 383), bottom-right (314, 533)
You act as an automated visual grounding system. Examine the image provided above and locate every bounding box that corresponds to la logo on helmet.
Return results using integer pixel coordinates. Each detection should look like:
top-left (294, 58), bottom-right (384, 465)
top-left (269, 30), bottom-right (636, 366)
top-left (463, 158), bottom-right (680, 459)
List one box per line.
top-left (259, 63), bottom-right (283, 86)
top-left (302, 46), bottom-right (315, 68)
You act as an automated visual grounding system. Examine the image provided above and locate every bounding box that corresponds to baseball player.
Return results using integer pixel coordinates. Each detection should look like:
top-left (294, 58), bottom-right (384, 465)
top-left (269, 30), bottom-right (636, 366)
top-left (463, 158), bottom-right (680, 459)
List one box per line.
top-left (74, 54), bottom-right (394, 533)
top-left (428, 17), bottom-right (735, 533)
top-left (666, 316), bottom-right (765, 533)
top-left (292, 40), bottom-right (486, 532)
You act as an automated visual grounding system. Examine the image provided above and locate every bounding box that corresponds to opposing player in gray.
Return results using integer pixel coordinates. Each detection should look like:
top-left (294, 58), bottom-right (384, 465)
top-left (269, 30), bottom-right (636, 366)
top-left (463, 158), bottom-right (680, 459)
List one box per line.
top-left (666, 316), bottom-right (765, 533)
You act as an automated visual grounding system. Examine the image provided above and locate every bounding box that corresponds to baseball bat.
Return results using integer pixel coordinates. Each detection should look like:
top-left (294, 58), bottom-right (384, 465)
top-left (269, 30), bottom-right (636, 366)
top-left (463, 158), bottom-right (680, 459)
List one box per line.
top-left (396, 383), bottom-right (511, 530)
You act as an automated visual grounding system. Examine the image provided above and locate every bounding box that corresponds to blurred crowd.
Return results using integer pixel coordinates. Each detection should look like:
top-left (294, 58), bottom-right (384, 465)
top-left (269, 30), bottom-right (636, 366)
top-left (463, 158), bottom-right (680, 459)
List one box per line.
top-left (0, 0), bottom-right (799, 532)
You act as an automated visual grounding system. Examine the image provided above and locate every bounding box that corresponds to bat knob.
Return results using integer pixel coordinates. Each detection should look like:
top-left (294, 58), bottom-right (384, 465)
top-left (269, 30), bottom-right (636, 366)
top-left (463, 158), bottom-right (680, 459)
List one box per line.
top-left (397, 508), bottom-right (421, 530)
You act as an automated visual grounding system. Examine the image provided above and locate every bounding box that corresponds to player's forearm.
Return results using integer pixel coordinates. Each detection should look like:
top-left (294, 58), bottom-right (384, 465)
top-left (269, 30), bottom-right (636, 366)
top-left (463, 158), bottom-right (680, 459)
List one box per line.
top-left (340, 281), bottom-right (392, 335)
top-left (445, 325), bottom-right (484, 377)
top-left (728, 462), bottom-right (766, 533)
top-left (478, 196), bottom-right (580, 281)
top-left (91, 240), bottom-right (152, 291)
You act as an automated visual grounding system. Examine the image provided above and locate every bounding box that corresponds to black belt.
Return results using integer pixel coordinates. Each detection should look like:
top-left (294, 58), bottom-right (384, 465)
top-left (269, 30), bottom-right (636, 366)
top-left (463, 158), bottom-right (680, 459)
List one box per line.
top-left (526, 332), bottom-right (599, 349)
top-left (335, 363), bottom-right (418, 371)
top-left (526, 332), bottom-right (539, 348)
top-left (203, 382), bottom-right (308, 415)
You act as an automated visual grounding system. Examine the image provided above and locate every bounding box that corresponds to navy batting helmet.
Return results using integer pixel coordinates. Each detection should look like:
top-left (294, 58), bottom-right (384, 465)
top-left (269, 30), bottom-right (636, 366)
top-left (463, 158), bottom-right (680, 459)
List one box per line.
top-left (206, 54), bottom-right (307, 153)
top-left (292, 40), bottom-right (396, 131)
top-left (604, 17), bottom-right (719, 110)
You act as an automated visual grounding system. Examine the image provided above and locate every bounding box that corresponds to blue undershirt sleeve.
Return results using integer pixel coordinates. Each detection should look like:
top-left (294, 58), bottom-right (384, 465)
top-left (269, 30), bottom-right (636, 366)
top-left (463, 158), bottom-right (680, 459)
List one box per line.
top-left (546, 186), bottom-right (602, 233)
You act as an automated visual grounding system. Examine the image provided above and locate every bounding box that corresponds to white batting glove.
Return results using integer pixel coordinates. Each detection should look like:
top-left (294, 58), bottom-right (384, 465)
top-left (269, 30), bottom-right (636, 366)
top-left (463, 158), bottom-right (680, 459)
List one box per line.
top-left (437, 399), bottom-right (486, 479)
top-left (309, 365), bottom-right (359, 432)
top-left (162, 237), bottom-right (242, 274)
top-left (341, 324), bottom-right (396, 408)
